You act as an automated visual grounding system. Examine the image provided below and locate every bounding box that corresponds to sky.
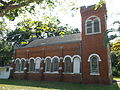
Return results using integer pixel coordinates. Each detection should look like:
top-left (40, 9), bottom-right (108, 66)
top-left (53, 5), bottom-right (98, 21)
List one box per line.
top-left (57, 0), bottom-right (120, 31)
top-left (1, 0), bottom-right (120, 32)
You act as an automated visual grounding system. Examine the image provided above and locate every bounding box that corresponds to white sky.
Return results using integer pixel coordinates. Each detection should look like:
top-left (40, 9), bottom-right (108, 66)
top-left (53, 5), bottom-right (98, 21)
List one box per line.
top-left (1, 0), bottom-right (120, 32)
top-left (58, 0), bottom-right (120, 31)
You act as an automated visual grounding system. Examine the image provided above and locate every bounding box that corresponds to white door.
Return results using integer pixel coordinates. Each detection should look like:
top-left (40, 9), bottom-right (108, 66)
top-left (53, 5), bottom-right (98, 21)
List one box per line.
top-left (73, 57), bottom-right (80, 73)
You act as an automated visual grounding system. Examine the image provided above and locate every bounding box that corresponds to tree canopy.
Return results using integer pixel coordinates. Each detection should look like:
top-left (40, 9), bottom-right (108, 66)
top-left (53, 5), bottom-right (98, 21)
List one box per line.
top-left (0, 0), bottom-right (43, 17)
top-left (0, 0), bottom-right (106, 20)
top-left (7, 18), bottom-right (80, 47)
top-left (0, 21), bottom-right (13, 66)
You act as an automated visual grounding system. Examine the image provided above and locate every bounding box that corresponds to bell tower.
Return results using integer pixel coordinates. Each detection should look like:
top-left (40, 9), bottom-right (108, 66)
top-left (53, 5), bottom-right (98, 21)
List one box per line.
top-left (80, 4), bottom-right (112, 84)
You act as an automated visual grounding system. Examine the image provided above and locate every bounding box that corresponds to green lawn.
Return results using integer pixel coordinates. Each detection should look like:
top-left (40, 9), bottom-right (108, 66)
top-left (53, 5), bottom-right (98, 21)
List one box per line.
top-left (0, 79), bottom-right (119, 90)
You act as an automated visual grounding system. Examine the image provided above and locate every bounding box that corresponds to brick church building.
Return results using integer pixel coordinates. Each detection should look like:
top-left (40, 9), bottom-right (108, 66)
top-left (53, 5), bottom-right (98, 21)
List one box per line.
top-left (13, 4), bottom-right (112, 84)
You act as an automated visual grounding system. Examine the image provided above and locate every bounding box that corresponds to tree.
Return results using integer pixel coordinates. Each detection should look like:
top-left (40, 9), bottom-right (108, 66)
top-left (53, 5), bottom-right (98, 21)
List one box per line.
top-left (111, 39), bottom-right (120, 76)
top-left (113, 21), bottom-right (120, 36)
top-left (0, 0), bottom-right (106, 20)
top-left (0, 40), bottom-right (13, 66)
top-left (7, 18), bottom-right (80, 47)
top-left (107, 21), bottom-right (120, 76)
top-left (111, 52), bottom-right (120, 76)
top-left (112, 39), bottom-right (120, 53)
top-left (0, 21), bottom-right (13, 66)
top-left (0, 0), bottom-right (43, 17)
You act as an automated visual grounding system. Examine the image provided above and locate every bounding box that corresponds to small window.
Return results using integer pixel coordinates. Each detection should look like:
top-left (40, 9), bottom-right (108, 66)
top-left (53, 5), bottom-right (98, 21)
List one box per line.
top-left (29, 59), bottom-right (35, 72)
top-left (88, 54), bottom-right (101, 75)
top-left (53, 58), bottom-right (59, 72)
top-left (87, 21), bottom-right (92, 33)
top-left (86, 16), bottom-right (101, 35)
top-left (90, 56), bottom-right (99, 73)
top-left (35, 58), bottom-right (41, 72)
top-left (64, 57), bottom-right (71, 73)
top-left (46, 58), bottom-right (51, 72)
top-left (15, 60), bottom-right (20, 72)
top-left (21, 60), bottom-right (25, 71)
top-left (73, 57), bottom-right (81, 73)
top-left (94, 19), bottom-right (99, 33)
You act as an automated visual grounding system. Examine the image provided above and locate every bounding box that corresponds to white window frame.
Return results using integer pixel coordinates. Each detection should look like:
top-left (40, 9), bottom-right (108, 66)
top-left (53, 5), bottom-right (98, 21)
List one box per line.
top-left (52, 56), bottom-right (60, 73)
top-left (29, 57), bottom-right (35, 73)
top-left (15, 58), bottom-right (21, 73)
top-left (20, 58), bottom-right (26, 73)
top-left (63, 55), bottom-right (72, 73)
top-left (44, 56), bottom-right (52, 73)
top-left (88, 54), bottom-right (101, 75)
top-left (35, 57), bottom-right (41, 72)
top-left (72, 55), bottom-right (81, 74)
top-left (85, 16), bottom-right (101, 35)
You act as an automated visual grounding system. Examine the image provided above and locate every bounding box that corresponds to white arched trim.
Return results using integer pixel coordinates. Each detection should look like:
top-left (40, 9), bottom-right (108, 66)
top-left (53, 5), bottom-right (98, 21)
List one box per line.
top-left (73, 55), bottom-right (81, 74)
top-left (15, 58), bottom-right (21, 73)
top-left (72, 55), bottom-right (81, 62)
top-left (21, 58), bottom-right (26, 61)
top-left (45, 56), bottom-right (52, 72)
top-left (35, 57), bottom-right (41, 72)
top-left (15, 58), bottom-right (21, 63)
top-left (85, 15), bottom-right (101, 35)
top-left (86, 16), bottom-right (101, 23)
top-left (44, 56), bottom-right (52, 63)
top-left (88, 54), bottom-right (101, 62)
top-left (52, 56), bottom-right (60, 62)
top-left (28, 57), bottom-right (35, 63)
top-left (35, 57), bottom-right (42, 63)
top-left (20, 58), bottom-right (26, 72)
top-left (63, 55), bottom-right (72, 62)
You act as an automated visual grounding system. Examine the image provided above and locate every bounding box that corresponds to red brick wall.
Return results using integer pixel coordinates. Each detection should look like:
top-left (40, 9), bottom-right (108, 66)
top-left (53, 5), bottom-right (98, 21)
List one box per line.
top-left (13, 42), bottom-right (82, 83)
top-left (15, 42), bottom-right (81, 59)
top-left (81, 4), bottom-right (112, 84)
top-left (14, 73), bottom-right (26, 79)
top-left (63, 74), bottom-right (82, 83)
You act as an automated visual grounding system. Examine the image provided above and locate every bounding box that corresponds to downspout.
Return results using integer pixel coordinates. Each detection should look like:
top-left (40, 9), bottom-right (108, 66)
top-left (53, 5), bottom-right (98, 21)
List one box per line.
top-left (80, 40), bottom-right (83, 81)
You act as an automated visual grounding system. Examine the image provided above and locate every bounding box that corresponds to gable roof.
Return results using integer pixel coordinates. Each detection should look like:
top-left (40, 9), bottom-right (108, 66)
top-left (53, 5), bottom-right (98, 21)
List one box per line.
top-left (22, 33), bottom-right (81, 48)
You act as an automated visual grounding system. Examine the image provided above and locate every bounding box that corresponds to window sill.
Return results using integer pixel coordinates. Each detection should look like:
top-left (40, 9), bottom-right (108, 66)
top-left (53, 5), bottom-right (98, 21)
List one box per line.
top-left (63, 72), bottom-right (74, 74)
top-left (44, 72), bottom-right (59, 74)
top-left (35, 72), bottom-right (40, 73)
top-left (14, 71), bottom-right (24, 73)
top-left (86, 32), bottom-right (101, 35)
top-left (27, 72), bottom-right (36, 73)
top-left (90, 73), bottom-right (100, 75)
top-left (44, 72), bottom-right (51, 73)
top-left (51, 72), bottom-right (59, 73)
top-left (73, 73), bottom-right (82, 74)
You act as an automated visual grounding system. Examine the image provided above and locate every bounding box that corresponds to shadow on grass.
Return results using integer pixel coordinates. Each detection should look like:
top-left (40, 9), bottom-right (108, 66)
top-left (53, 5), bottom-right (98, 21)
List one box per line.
top-left (0, 79), bottom-right (119, 90)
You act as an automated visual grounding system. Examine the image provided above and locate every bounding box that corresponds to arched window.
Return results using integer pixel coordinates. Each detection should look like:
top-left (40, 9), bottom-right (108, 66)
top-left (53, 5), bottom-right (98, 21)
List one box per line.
top-left (53, 57), bottom-right (59, 72)
top-left (15, 59), bottom-right (20, 72)
top-left (73, 55), bottom-right (81, 73)
top-left (88, 54), bottom-right (101, 75)
top-left (35, 57), bottom-right (41, 72)
top-left (86, 16), bottom-right (101, 35)
top-left (45, 57), bottom-right (51, 72)
top-left (94, 19), bottom-right (100, 32)
top-left (86, 20), bottom-right (92, 33)
top-left (29, 58), bottom-right (35, 72)
top-left (21, 59), bottom-right (26, 71)
top-left (64, 56), bottom-right (72, 73)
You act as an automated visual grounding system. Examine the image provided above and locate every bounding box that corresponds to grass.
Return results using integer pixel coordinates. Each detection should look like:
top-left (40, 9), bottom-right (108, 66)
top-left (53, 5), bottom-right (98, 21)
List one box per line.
top-left (0, 79), bottom-right (119, 90)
